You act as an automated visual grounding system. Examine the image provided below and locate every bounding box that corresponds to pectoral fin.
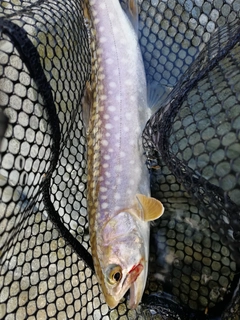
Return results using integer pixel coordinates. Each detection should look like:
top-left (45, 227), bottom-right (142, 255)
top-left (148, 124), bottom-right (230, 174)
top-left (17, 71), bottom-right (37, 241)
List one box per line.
top-left (136, 194), bottom-right (164, 221)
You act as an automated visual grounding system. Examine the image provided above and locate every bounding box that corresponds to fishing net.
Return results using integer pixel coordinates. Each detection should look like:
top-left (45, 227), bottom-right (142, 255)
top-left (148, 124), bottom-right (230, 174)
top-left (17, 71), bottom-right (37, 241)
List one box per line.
top-left (0, 0), bottom-right (240, 319)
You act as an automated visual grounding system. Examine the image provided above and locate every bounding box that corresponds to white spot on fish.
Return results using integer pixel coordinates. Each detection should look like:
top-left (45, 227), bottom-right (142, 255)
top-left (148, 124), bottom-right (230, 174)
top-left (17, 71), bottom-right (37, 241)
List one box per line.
top-left (123, 126), bottom-right (129, 132)
top-left (96, 48), bottom-right (102, 55)
top-left (98, 74), bottom-right (105, 80)
top-left (100, 187), bottom-right (107, 193)
top-left (114, 193), bottom-right (121, 200)
top-left (109, 105), bottom-right (116, 112)
top-left (100, 37), bottom-right (107, 43)
top-left (109, 82), bottom-right (117, 88)
top-left (101, 140), bottom-right (108, 146)
top-left (129, 179), bottom-right (135, 185)
top-left (101, 202), bottom-right (108, 209)
top-left (103, 163), bottom-right (109, 168)
top-left (99, 2), bottom-right (106, 9)
top-left (105, 123), bottom-right (113, 129)
top-left (92, 13), bottom-right (98, 20)
top-left (100, 95), bottom-right (107, 101)
top-left (103, 114), bottom-right (110, 120)
top-left (104, 155), bottom-right (110, 160)
top-left (120, 151), bottom-right (125, 157)
top-left (116, 177), bottom-right (122, 184)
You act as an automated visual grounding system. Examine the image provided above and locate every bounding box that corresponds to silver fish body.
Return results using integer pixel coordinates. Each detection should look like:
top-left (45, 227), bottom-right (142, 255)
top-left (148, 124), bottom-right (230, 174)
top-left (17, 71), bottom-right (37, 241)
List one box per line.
top-left (84, 0), bottom-right (164, 309)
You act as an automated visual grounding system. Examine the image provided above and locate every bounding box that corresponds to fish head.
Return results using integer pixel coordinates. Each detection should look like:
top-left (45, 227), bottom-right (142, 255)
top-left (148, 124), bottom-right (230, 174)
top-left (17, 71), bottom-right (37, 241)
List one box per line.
top-left (95, 210), bottom-right (150, 309)
top-left (92, 194), bottom-right (164, 308)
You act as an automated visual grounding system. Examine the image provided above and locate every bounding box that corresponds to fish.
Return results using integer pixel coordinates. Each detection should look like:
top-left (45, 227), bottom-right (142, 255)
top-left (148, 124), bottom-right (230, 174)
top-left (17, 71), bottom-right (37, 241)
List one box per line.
top-left (83, 0), bottom-right (165, 309)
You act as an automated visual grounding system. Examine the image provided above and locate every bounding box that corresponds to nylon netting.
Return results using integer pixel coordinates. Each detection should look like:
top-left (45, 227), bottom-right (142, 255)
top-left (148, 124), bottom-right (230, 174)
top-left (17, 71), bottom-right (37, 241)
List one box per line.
top-left (0, 0), bottom-right (240, 319)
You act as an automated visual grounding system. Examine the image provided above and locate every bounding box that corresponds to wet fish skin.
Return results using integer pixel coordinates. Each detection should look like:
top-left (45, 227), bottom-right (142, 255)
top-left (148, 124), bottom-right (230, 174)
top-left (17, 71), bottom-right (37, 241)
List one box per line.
top-left (84, 0), bottom-right (164, 309)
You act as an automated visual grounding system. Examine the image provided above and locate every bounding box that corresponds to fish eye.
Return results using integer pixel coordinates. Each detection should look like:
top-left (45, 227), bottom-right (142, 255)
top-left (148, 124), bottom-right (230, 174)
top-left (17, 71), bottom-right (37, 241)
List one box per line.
top-left (113, 271), bottom-right (121, 281)
top-left (107, 265), bottom-right (122, 285)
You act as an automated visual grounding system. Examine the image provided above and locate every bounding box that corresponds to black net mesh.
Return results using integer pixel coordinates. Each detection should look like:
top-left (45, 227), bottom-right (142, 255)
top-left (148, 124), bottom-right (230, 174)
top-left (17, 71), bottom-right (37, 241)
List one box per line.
top-left (0, 0), bottom-right (240, 319)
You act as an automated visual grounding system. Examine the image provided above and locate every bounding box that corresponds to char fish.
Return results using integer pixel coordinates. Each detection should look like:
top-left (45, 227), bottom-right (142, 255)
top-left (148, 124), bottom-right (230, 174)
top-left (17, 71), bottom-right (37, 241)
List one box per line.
top-left (83, 0), bottom-right (164, 309)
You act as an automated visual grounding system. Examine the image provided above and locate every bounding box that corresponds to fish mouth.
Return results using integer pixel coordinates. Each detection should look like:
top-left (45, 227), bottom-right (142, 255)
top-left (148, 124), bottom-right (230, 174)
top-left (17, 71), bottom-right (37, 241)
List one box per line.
top-left (128, 263), bottom-right (144, 283)
top-left (104, 262), bottom-right (145, 309)
top-left (127, 262), bottom-right (145, 309)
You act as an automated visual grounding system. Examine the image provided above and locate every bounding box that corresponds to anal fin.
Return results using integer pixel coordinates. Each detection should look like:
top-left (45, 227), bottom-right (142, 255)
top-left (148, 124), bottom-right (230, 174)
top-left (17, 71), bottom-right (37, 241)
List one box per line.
top-left (147, 80), bottom-right (173, 114)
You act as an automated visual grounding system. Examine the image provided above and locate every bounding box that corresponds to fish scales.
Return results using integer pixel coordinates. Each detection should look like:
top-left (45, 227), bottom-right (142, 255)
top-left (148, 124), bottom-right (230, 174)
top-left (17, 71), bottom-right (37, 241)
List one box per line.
top-left (87, 0), bottom-right (148, 256)
top-left (84, 0), bottom-right (164, 309)
top-left (88, 2), bottom-right (148, 221)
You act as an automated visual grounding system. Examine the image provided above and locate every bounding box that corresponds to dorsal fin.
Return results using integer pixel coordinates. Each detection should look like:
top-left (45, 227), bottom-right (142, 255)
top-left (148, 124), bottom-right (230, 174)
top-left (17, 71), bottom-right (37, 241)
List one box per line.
top-left (136, 194), bottom-right (164, 221)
